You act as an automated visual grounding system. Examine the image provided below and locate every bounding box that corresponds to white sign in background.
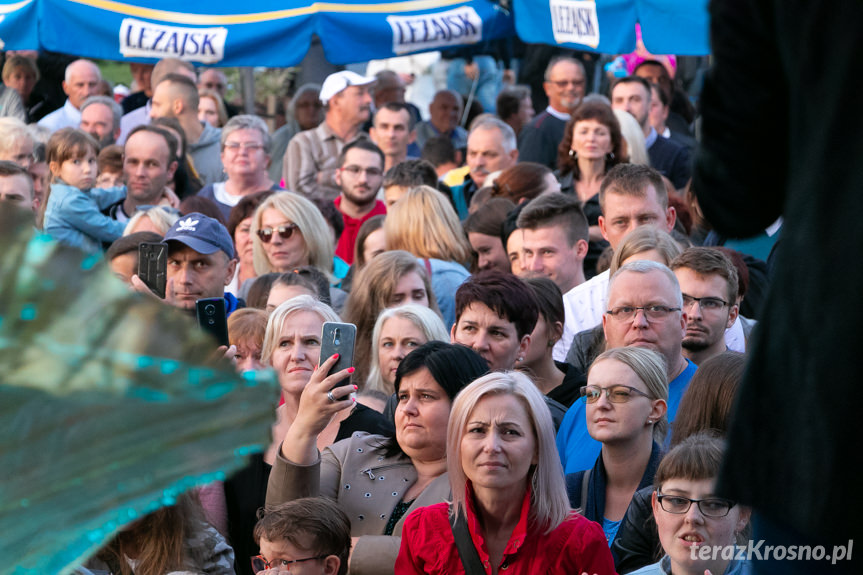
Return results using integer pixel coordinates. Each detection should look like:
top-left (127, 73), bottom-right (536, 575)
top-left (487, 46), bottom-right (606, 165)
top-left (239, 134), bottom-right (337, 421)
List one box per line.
top-left (549, 0), bottom-right (600, 48)
top-left (387, 7), bottom-right (483, 55)
top-left (120, 18), bottom-right (228, 64)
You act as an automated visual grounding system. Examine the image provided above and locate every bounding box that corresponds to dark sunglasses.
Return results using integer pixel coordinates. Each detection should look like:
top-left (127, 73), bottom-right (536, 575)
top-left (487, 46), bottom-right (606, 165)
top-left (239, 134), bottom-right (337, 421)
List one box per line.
top-left (257, 223), bottom-right (298, 243)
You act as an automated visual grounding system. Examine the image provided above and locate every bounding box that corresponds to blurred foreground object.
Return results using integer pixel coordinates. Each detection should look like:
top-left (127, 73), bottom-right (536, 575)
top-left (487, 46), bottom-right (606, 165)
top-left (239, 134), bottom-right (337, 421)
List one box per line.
top-left (0, 206), bottom-right (277, 575)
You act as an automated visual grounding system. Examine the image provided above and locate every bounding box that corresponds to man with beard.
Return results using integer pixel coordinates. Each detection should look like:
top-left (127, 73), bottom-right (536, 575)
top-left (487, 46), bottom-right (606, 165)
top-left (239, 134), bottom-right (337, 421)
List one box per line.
top-left (333, 139), bottom-right (386, 265)
top-left (670, 247), bottom-right (739, 366)
top-left (79, 96), bottom-right (122, 148)
top-left (283, 70), bottom-right (374, 201)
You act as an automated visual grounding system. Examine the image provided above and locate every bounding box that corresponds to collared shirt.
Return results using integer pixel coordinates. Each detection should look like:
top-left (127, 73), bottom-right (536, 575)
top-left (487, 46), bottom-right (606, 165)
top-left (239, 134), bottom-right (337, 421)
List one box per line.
top-left (557, 269), bottom-right (609, 361)
top-left (37, 100), bottom-right (82, 132)
top-left (282, 121), bottom-right (369, 201)
top-left (645, 125), bottom-right (659, 149)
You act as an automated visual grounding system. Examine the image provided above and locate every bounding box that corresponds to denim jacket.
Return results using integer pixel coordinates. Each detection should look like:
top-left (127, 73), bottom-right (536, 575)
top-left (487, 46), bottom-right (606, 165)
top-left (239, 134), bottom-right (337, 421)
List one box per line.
top-left (44, 182), bottom-right (126, 252)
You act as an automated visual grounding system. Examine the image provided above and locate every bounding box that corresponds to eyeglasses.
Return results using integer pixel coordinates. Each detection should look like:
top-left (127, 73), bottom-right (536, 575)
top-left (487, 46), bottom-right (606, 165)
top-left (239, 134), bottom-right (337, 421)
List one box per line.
top-left (605, 305), bottom-right (681, 321)
top-left (549, 79), bottom-right (586, 88)
top-left (682, 294), bottom-right (729, 312)
top-left (656, 493), bottom-right (736, 517)
top-left (580, 384), bottom-right (651, 404)
top-left (251, 554), bottom-right (328, 573)
top-left (224, 142), bottom-right (265, 152)
top-left (257, 224), bottom-right (298, 243)
top-left (340, 165), bottom-right (383, 177)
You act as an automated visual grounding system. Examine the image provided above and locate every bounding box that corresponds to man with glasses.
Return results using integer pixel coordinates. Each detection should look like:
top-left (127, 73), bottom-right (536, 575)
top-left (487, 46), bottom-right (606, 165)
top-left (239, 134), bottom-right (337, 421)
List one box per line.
top-left (518, 56), bottom-right (587, 169)
top-left (557, 260), bottom-right (696, 473)
top-left (283, 70), bottom-right (374, 201)
top-left (670, 247), bottom-right (740, 366)
top-left (333, 140), bottom-right (387, 265)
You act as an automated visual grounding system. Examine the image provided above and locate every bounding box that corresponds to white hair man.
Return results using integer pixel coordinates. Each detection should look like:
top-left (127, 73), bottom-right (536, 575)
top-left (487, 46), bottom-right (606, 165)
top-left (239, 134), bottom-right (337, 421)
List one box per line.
top-left (37, 59), bottom-right (102, 132)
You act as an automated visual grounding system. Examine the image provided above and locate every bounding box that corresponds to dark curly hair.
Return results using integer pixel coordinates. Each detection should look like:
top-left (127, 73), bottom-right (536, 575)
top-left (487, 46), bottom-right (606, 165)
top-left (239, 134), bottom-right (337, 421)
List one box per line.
top-left (557, 101), bottom-right (625, 178)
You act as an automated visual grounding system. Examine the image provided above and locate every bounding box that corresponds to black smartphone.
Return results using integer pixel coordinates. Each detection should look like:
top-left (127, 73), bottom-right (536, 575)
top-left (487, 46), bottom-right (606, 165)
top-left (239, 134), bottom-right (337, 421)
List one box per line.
top-left (196, 297), bottom-right (229, 347)
top-left (137, 242), bottom-right (167, 298)
top-left (320, 321), bottom-right (357, 389)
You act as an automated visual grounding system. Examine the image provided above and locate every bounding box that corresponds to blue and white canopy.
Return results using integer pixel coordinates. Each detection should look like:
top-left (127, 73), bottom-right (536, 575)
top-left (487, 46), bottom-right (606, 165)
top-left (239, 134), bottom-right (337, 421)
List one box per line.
top-left (0, 0), bottom-right (515, 65)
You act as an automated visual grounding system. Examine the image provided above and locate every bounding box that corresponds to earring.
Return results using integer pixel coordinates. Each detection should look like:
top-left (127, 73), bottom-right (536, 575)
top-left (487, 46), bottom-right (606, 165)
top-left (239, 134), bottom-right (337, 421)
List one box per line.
top-left (517, 356), bottom-right (524, 362)
top-left (606, 152), bottom-right (615, 161)
top-left (647, 419), bottom-right (653, 424)
top-left (568, 149), bottom-right (577, 159)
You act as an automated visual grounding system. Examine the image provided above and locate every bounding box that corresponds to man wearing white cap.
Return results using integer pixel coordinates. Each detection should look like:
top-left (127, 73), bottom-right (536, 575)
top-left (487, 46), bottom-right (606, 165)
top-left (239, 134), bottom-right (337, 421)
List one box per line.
top-left (282, 70), bottom-right (374, 201)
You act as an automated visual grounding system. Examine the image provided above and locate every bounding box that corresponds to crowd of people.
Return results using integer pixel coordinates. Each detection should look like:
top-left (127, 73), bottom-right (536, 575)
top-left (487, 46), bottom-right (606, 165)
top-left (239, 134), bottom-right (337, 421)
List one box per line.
top-left (1, 49), bottom-right (782, 575)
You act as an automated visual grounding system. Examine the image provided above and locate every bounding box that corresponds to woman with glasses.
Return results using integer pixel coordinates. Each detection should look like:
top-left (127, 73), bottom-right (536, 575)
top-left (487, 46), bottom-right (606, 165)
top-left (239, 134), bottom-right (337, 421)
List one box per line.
top-left (629, 433), bottom-right (751, 575)
top-left (249, 191), bottom-right (334, 286)
top-left (198, 115), bottom-right (281, 221)
top-left (566, 347), bottom-right (668, 548)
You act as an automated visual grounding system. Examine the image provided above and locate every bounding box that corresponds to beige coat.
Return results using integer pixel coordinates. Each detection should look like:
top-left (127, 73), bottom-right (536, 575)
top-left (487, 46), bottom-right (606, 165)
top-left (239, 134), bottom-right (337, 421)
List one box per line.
top-left (266, 432), bottom-right (451, 575)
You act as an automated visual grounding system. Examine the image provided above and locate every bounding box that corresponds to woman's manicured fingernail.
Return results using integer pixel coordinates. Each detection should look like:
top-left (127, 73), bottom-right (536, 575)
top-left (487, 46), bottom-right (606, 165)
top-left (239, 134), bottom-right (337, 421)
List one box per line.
top-left (348, 367), bottom-right (355, 374)
top-left (333, 353), bottom-right (339, 360)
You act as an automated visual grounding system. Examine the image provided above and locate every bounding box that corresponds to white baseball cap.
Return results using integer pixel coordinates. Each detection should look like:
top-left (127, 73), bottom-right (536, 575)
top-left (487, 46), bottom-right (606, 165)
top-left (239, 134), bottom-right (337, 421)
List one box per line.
top-left (319, 71), bottom-right (375, 105)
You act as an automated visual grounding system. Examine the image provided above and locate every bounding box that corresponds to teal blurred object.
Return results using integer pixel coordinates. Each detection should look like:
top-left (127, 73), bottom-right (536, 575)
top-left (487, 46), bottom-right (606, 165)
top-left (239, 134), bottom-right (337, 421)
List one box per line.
top-left (0, 208), bottom-right (278, 575)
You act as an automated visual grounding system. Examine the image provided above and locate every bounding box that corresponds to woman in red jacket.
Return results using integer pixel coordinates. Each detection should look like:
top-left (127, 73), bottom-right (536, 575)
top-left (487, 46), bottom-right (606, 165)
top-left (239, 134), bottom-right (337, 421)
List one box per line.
top-left (396, 371), bottom-right (616, 574)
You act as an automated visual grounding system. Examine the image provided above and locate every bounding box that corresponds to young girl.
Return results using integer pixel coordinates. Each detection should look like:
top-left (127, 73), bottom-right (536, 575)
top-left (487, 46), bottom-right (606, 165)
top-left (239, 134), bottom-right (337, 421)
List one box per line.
top-left (43, 128), bottom-right (126, 253)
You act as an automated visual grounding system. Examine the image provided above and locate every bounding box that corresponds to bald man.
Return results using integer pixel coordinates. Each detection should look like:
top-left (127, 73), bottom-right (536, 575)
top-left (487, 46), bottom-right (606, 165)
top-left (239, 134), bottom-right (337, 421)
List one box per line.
top-left (37, 59), bottom-right (102, 132)
top-left (150, 73), bottom-right (223, 185)
top-left (118, 57), bottom-right (196, 144)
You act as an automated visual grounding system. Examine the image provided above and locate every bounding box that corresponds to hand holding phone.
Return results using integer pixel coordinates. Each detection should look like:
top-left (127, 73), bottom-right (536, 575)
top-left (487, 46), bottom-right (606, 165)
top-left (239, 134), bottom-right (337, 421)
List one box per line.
top-left (320, 322), bottom-right (357, 389)
top-left (137, 242), bottom-right (167, 298)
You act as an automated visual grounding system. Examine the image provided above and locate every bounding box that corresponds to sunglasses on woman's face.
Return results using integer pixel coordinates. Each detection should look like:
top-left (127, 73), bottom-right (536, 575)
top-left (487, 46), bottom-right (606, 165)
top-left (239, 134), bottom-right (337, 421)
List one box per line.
top-left (257, 224), bottom-right (298, 243)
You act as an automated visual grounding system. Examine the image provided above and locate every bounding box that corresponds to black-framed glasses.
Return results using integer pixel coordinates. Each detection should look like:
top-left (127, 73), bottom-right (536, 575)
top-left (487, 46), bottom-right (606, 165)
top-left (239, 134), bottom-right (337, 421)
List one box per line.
top-left (257, 224), bottom-right (298, 243)
top-left (682, 294), bottom-right (729, 312)
top-left (605, 305), bottom-right (681, 322)
top-left (656, 493), bottom-right (736, 517)
top-left (580, 384), bottom-right (651, 404)
top-left (341, 165), bottom-right (383, 177)
top-left (251, 554), bottom-right (328, 573)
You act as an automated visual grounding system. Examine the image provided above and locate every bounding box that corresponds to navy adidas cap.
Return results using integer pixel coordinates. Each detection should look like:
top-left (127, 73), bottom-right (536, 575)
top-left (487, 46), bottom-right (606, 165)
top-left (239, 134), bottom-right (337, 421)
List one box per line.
top-left (162, 212), bottom-right (235, 259)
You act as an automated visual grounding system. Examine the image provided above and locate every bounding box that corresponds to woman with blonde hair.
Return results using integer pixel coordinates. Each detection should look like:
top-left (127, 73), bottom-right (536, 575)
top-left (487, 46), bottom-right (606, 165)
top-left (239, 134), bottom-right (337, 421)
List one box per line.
top-left (384, 185), bottom-right (470, 328)
top-left (366, 304), bottom-right (449, 396)
top-left (250, 191), bottom-right (334, 280)
top-left (397, 371), bottom-right (615, 573)
top-left (566, 347), bottom-right (668, 547)
top-left (198, 89), bottom-right (228, 128)
top-left (123, 206), bottom-right (181, 236)
top-left (342, 250), bottom-right (440, 387)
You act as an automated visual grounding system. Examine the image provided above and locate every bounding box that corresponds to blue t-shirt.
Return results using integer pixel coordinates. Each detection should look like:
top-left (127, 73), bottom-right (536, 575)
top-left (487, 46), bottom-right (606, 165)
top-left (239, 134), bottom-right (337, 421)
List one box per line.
top-left (602, 517), bottom-right (622, 547)
top-left (556, 358), bottom-right (697, 474)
